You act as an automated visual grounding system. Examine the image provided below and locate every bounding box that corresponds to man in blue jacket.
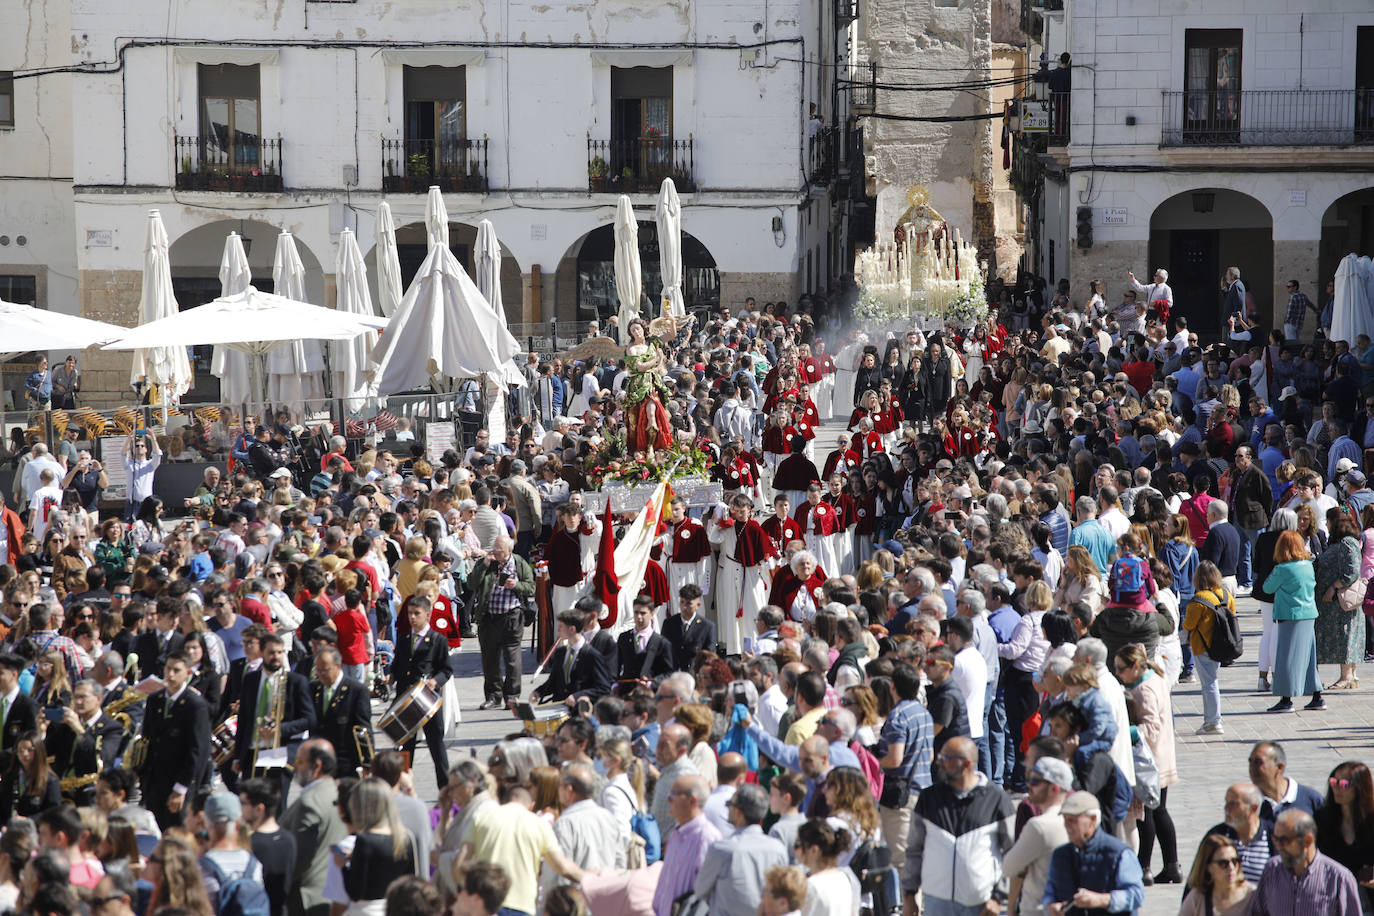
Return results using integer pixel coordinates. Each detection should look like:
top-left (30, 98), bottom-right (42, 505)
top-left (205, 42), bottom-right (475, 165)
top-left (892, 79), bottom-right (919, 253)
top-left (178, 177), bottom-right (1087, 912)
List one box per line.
top-left (1043, 791), bottom-right (1145, 915)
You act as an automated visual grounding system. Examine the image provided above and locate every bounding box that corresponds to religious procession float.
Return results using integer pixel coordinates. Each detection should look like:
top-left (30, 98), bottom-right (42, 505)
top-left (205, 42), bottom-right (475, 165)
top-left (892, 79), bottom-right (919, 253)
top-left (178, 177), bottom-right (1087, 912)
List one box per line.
top-left (854, 184), bottom-right (990, 332)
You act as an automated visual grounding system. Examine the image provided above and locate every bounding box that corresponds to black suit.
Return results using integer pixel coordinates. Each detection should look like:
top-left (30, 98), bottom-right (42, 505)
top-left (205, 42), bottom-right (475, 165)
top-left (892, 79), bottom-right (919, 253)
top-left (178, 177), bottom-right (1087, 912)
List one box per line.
top-left (221, 657), bottom-right (250, 721)
top-left (130, 629), bottom-right (180, 680)
top-left (616, 630), bottom-right (675, 683)
top-left (310, 676), bottom-right (374, 777)
top-left (660, 613), bottom-right (718, 672)
top-left (534, 644), bottom-right (612, 703)
top-left (388, 629), bottom-right (455, 785)
top-left (235, 667), bottom-right (316, 775)
top-left (99, 682), bottom-right (145, 758)
top-left (45, 712), bottom-right (123, 805)
top-left (140, 687), bottom-right (211, 829)
top-left (587, 628), bottom-right (616, 660)
top-left (0, 692), bottom-right (38, 752)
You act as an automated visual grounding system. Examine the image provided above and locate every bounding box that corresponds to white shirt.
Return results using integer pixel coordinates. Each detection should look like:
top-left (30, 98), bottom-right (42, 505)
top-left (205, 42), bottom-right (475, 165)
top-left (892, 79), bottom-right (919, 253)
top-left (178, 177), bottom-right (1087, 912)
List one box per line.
top-left (1098, 507), bottom-right (1129, 540)
top-left (756, 684), bottom-right (788, 736)
top-left (951, 645), bottom-right (987, 739)
top-left (21, 455), bottom-right (63, 503)
top-left (29, 484), bottom-right (63, 542)
top-left (702, 784), bottom-right (737, 836)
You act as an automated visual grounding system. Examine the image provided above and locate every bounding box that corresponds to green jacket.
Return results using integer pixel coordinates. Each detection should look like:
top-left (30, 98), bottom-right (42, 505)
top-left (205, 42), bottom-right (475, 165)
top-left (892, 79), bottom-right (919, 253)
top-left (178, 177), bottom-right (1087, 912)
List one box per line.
top-left (1263, 560), bottom-right (1318, 622)
top-left (467, 553), bottom-right (536, 625)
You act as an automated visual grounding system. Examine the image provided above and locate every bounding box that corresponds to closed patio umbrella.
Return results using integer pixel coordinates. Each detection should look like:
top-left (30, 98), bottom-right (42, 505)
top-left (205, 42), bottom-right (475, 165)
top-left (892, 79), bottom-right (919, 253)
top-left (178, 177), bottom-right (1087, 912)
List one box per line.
top-left (375, 201), bottom-right (404, 319)
top-left (655, 178), bottom-right (685, 319)
top-left (614, 196), bottom-right (642, 334)
top-left (211, 232), bottom-right (254, 407)
top-left (332, 228), bottom-right (379, 410)
top-left (129, 210), bottom-right (194, 402)
top-left (267, 232), bottom-right (327, 410)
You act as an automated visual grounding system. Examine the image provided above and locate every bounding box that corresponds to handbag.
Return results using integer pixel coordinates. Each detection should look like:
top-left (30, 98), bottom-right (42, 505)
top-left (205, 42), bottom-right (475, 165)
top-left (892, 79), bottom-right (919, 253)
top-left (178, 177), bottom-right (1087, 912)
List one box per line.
top-left (1337, 577), bottom-right (1368, 613)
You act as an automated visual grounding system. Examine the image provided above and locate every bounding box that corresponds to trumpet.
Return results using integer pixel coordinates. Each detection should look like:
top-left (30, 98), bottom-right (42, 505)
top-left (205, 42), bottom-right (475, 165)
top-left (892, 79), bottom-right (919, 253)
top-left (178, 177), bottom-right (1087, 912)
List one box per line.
top-left (353, 725), bottom-right (375, 775)
top-left (253, 668), bottom-right (290, 775)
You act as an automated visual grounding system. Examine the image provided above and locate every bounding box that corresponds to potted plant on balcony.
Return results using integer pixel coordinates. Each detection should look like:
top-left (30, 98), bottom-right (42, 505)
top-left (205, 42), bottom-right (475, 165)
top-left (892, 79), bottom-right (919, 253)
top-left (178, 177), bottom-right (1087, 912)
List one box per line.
top-left (407, 152), bottom-right (431, 193)
top-left (588, 156), bottom-right (608, 191)
top-left (621, 166), bottom-right (636, 192)
top-left (466, 160), bottom-right (484, 192)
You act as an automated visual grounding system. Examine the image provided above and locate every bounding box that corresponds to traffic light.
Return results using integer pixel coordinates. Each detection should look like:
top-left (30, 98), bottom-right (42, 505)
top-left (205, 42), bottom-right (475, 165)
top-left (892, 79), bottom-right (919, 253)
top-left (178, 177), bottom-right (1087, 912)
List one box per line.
top-left (1076, 207), bottom-right (1093, 250)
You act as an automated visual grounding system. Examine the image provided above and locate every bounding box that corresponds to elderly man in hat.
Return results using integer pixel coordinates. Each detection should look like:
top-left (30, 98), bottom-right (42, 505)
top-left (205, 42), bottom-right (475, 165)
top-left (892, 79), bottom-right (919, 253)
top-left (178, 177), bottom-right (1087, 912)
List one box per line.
top-left (1043, 791), bottom-right (1144, 916)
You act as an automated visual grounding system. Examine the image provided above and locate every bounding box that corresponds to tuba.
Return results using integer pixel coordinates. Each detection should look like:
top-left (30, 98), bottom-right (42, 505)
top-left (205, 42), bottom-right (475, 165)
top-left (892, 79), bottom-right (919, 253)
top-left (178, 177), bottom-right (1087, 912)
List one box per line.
top-left (59, 732), bottom-right (104, 800)
top-left (253, 668), bottom-right (290, 775)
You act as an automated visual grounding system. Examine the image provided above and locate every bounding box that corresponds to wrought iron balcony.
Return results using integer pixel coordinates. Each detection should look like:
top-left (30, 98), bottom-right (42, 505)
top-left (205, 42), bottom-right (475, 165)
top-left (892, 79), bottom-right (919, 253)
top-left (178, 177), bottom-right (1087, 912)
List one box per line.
top-left (1048, 91), bottom-right (1071, 145)
top-left (849, 63), bottom-right (876, 115)
top-left (836, 0), bottom-right (858, 26)
top-left (382, 137), bottom-right (489, 192)
top-left (808, 126), bottom-right (839, 187)
top-left (174, 134), bottom-right (284, 192)
top-left (1161, 89), bottom-right (1374, 146)
top-left (587, 135), bottom-right (695, 193)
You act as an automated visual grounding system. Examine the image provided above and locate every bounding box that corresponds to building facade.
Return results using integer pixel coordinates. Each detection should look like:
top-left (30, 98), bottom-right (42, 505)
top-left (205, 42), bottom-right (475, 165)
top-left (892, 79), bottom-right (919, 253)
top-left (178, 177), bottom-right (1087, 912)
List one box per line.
top-left (1016, 0), bottom-right (1374, 338)
top-left (2, 0), bottom-right (852, 403)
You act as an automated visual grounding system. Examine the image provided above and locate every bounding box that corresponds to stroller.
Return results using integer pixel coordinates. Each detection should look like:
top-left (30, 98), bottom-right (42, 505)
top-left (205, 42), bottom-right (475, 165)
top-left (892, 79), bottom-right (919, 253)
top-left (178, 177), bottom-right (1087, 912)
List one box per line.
top-left (372, 640), bottom-right (395, 702)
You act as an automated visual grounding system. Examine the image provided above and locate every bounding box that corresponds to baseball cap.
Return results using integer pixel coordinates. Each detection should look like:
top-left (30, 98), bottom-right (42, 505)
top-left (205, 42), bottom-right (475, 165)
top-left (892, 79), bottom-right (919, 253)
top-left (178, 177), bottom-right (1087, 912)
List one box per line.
top-left (1278, 386), bottom-right (1297, 401)
top-left (1031, 757), bottom-right (1075, 792)
top-left (1348, 470), bottom-right (1367, 487)
top-left (269, 468), bottom-right (292, 479)
top-left (1336, 458), bottom-right (1357, 474)
top-left (204, 792), bottom-right (242, 824)
top-left (146, 564), bottom-right (170, 582)
top-left (1060, 790), bottom-right (1101, 816)
top-left (139, 542), bottom-right (165, 556)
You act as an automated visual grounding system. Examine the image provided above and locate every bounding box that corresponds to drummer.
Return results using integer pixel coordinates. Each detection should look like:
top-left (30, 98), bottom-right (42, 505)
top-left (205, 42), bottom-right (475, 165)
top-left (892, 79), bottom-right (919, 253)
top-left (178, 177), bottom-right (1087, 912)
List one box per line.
top-left (388, 597), bottom-right (455, 787)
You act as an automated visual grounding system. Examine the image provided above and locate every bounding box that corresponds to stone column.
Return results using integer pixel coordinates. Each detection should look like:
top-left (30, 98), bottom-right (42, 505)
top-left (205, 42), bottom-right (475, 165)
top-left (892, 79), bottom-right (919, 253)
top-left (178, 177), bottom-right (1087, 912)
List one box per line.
top-left (79, 269), bottom-right (142, 408)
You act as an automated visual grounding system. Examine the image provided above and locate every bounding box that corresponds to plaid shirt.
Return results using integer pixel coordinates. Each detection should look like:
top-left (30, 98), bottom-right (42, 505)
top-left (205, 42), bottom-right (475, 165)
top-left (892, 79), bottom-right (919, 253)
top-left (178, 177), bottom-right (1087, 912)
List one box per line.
top-left (880, 697), bottom-right (935, 793)
top-left (823, 684), bottom-right (843, 711)
top-left (25, 630), bottom-right (86, 684)
top-left (486, 558), bottom-right (520, 615)
top-left (1285, 291), bottom-right (1315, 332)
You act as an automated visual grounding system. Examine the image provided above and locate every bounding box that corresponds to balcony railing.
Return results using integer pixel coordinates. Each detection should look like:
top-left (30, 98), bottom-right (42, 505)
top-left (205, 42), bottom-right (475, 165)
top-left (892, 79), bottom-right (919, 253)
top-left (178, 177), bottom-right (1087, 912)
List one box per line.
top-left (849, 62), bottom-right (876, 114)
top-left (1161, 89), bottom-right (1374, 146)
top-left (808, 126), bottom-right (839, 186)
top-left (587, 136), bottom-right (695, 193)
top-left (1048, 90), bottom-right (1070, 145)
top-left (382, 137), bottom-right (489, 192)
top-left (174, 134), bottom-right (284, 192)
top-left (836, 0), bottom-right (858, 26)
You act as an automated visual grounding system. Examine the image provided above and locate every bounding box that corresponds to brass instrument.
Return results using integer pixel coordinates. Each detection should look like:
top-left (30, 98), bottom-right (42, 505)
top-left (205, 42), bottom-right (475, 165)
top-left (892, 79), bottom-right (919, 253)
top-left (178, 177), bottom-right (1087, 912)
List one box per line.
top-left (353, 725), bottom-right (375, 775)
top-left (105, 686), bottom-right (144, 736)
top-left (253, 668), bottom-right (289, 775)
top-left (59, 732), bottom-right (103, 799)
top-left (125, 734), bottom-right (150, 770)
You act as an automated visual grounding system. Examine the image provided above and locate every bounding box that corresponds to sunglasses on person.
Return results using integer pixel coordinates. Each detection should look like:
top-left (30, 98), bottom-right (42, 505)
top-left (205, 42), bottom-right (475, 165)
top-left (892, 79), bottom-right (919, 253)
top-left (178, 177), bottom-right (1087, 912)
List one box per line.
top-left (1211, 857), bottom-right (1240, 869)
top-left (1330, 776), bottom-right (1353, 790)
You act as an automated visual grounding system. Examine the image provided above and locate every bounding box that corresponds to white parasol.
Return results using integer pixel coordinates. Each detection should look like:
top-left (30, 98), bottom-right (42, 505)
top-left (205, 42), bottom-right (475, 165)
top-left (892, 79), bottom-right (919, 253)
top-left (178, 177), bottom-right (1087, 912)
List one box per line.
top-left (332, 228), bottom-right (379, 410)
top-left (129, 210), bottom-right (194, 401)
top-left (375, 201), bottom-right (404, 318)
top-left (614, 195), bottom-right (642, 334)
top-left (211, 232), bottom-right (254, 406)
top-left (268, 232), bottom-right (327, 409)
top-left (1332, 253), bottom-right (1374, 346)
top-left (655, 178), bottom-right (685, 319)
top-left (475, 219), bottom-right (526, 389)
top-left (426, 186), bottom-right (450, 250)
top-left (0, 301), bottom-right (125, 356)
top-left (369, 241), bottom-right (522, 395)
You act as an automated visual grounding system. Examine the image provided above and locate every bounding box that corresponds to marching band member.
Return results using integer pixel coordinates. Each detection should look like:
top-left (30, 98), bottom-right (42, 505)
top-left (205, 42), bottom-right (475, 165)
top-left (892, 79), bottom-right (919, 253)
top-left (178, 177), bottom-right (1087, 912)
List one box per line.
top-left (44, 680), bottom-right (122, 807)
top-left (388, 597), bottom-right (455, 786)
top-left (310, 646), bottom-right (374, 777)
top-left (708, 494), bottom-right (776, 655)
top-left (793, 483), bottom-right (840, 577)
top-left (234, 634), bottom-right (314, 809)
top-left (138, 652), bottom-right (211, 829)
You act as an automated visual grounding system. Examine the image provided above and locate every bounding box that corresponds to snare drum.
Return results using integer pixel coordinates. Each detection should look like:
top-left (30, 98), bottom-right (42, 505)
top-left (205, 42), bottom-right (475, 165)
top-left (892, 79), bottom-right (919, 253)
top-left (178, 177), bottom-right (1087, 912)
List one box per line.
top-left (378, 683), bottom-right (443, 745)
top-left (517, 702), bottom-right (569, 737)
top-left (211, 716), bottom-right (238, 766)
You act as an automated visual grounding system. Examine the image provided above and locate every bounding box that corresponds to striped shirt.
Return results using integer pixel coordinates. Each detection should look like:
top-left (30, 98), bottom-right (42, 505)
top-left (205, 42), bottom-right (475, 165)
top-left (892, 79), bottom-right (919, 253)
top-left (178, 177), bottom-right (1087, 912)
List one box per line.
top-left (1252, 851), bottom-right (1361, 916)
top-left (1234, 825), bottom-right (1273, 885)
top-left (879, 698), bottom-right (935, 794)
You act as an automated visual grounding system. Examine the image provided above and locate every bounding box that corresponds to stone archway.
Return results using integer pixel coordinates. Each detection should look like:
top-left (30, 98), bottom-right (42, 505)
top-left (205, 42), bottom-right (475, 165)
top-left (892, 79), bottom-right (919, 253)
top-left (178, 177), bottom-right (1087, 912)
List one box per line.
top-left (552, 221), bottom-right (720, 326)
top-left (1320, 187), bottom-right (1374, 300)
top-left (1148, 188), bottom-right (1273, 336)
top-left (168, 218), bottom-right (327, 401)
top-left (364, 220), bottom-right (524, 326)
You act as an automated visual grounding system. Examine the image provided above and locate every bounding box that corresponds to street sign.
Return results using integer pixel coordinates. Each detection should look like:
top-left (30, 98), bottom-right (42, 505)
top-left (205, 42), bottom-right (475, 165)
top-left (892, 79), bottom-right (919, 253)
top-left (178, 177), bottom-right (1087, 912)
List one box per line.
top-left (1101, 208), bottom-right (1128, 225)
top-left (1021, 99), bottom-right (1050, 133)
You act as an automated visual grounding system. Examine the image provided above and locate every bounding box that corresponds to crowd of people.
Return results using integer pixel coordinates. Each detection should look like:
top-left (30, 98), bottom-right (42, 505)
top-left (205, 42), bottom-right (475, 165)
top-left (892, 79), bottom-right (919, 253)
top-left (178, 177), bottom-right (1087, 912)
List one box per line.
top-left (0, 267), bottom-right (1373, 916)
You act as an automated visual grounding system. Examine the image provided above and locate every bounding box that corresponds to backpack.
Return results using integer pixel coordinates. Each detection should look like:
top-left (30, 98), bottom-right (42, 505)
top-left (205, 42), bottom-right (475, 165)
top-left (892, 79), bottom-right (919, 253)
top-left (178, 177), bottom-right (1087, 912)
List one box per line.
top-left (198, 854), bottom-right (270, 916)
top-left (613, 785), bottom-right (662, 865)
top-left (1110, 554), bottom-right (1147, 603)
top-left (1191, 590), bottom-right (1244, 666)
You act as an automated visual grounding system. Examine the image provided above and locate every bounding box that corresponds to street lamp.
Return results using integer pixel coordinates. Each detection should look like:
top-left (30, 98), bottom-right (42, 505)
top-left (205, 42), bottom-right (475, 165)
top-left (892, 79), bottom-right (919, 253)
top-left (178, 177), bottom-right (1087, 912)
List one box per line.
top-left (1030, 54), bottom-right (1050, 103)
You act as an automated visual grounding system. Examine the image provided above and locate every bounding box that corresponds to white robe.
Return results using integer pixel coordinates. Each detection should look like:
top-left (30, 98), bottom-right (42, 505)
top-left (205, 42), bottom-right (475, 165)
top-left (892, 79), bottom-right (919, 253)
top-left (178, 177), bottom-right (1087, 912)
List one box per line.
top-left (707, 521), bottom-right (770, 656)
top-left (814, 372), bottom-right (835, 421)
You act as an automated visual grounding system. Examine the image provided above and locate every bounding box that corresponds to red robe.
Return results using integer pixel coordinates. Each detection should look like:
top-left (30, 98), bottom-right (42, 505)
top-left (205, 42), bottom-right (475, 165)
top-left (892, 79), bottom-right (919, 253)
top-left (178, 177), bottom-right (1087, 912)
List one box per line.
top-left (430, 594), bottom-right (463, 648)
top-left (853, 491), bottom-right (878, 535)
top-left (794, 414), bottom-right (817, 442)
top-left (794, 499), bottom-right (840, 535)
top-left (818, 353), bottom-right (836, 376)
top-left (800, 357), bottom-right (822, 385)
top-left (640, 559), bottom-right (671, 605)
top-left (824, 491), bottom-right (858, 529)
top-left (545, 528), bottom-right (586, 587)
top-left (955, 426), bottom-right (980, 457)
top-left (822, 448), bottom-right (862, 480)
top-left (667, 518), bottom-right (711, 563)
top-left (733, 518), bottom-right (777, 567)
top-left (773, 454), bottom-right (821, 492)
top-left (760, 515), bottom-right (804, 552)
top-left (860, 430), bottom-right (886, 457)
top-left (761, 424), bottom-right (797, 457)
top-left (847, 407), bottom-right (870, 431)
top-left (767, 568), bottom-right (829, 620)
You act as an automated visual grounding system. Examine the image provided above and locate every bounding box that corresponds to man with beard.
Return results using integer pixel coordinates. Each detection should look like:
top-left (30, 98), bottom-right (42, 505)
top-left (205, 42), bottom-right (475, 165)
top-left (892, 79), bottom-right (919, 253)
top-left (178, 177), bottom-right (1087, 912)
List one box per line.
top-left (1252, 809), bottom-right (1360, 915)
top-left (234, 633), bottom-right (315, 810)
